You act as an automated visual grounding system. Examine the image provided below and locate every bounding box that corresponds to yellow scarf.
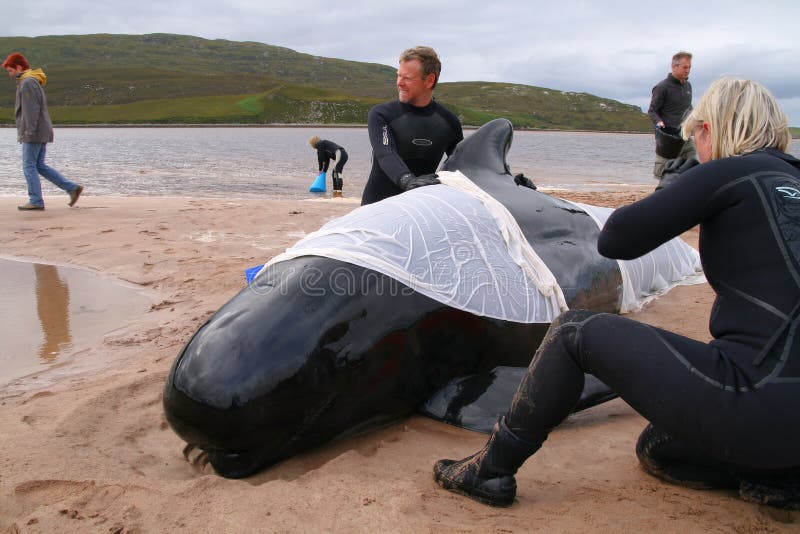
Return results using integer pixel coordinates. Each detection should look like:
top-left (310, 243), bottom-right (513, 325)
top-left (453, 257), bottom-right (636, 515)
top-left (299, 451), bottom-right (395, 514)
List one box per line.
top-left (19, 68), bottom-right (47, 86)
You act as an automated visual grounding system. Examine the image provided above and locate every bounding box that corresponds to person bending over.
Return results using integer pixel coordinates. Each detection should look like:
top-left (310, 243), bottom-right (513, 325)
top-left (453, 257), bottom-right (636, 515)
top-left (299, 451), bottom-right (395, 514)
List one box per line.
top-left (434, 77), bottom-right (800, 509)
top-left (309, 136), bottom-right (348, 198)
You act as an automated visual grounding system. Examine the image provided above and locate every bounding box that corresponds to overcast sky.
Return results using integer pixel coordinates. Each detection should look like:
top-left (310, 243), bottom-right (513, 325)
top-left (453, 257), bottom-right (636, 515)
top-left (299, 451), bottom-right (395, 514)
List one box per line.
top-left (4, 0), bottom-right (800, 125)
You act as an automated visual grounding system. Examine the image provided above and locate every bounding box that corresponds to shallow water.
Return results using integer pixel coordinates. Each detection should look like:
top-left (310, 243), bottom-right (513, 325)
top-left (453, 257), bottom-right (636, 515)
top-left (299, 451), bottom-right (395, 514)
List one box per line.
top-left (2, 127), bottom-right (795, 200)
top-left (0, 258), bottom-right (152, 385)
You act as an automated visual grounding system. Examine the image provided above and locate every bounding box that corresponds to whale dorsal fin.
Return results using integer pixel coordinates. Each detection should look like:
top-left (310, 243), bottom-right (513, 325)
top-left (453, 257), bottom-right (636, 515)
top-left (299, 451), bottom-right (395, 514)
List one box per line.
top-left (442, 118), bottom-right (513, 177)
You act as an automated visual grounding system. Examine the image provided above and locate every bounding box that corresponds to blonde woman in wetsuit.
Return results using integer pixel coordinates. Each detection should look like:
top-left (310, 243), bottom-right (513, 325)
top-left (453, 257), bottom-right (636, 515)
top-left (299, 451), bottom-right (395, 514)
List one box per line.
top-left (434, 77), bottom-right (800, 510)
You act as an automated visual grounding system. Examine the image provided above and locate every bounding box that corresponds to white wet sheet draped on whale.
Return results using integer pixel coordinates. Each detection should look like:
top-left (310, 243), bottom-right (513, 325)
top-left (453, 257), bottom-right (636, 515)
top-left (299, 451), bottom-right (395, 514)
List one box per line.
top-left (257, 170), bottom-right (704, 323)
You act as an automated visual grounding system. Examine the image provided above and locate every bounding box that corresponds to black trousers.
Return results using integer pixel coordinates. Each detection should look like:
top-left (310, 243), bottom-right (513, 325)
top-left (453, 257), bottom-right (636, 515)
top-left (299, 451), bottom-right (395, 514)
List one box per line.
top-left (504, 310), bottom-right (799, 472)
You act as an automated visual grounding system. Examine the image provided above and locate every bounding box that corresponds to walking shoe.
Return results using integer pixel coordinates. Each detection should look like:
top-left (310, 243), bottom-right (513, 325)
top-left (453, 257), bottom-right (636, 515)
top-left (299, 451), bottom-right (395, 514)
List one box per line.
top-left (18, 203), bottom-right (45, 211)
top-left (68, 185), bottom-right (83, 207)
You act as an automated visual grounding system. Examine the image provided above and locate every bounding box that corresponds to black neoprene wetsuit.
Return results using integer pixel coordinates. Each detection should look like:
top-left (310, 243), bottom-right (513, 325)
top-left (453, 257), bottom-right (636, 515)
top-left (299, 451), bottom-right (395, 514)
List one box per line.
top-left (504, 149), bottom-right (800, 473)
top-left (361, 100), bottom-right (463, 205)
top-left (316, 139), bottom-right (348, 174)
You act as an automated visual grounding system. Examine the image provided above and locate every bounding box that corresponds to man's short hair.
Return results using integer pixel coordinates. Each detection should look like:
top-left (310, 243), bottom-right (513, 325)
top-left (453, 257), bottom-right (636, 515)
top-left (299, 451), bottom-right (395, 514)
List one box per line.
top-left (672, 51), bottom-right (692, 66)
top-left (399, 46), bottom-right (442, 88)
top-left (2, 53), bottom-right (30, 71)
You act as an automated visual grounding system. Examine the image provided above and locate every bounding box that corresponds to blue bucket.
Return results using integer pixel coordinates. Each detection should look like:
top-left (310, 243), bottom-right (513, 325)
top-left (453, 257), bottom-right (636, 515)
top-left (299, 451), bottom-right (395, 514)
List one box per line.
top-left (309, 172), bottom-right (327, 193)
top-left (245, 264), bottom-right (264, 284)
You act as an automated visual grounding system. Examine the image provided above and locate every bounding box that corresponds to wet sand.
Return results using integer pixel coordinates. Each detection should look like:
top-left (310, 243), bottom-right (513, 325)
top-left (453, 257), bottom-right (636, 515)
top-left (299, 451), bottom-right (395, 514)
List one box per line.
top-left (0, 258), bottom-right (153, 384)
top-left (1, 192), bottom-right (797, 532)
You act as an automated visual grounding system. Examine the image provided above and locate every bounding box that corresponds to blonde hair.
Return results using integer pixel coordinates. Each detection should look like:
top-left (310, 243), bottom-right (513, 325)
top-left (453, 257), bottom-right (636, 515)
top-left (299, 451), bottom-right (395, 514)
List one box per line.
top-left (681, 77), bottom-right (790, 160)
top-left (308, 135), bottom-right (320, 148)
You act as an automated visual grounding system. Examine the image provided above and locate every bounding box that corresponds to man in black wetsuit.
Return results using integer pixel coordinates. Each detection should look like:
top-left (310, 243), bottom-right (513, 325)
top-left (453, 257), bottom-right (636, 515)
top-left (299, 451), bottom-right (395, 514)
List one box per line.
top-left (309, 136), bottom-right (348, 197)
top-left (361, 46), bottom-right (463, 205)
top-left (434, 78), bottom-right (800, 509)
top-left (648, 51), bottom-right (696, 180)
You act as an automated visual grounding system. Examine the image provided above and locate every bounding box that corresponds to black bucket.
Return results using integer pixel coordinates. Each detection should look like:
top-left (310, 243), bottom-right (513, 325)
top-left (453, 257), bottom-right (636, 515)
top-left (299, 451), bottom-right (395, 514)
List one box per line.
top-left (655, 126), bottom-right (685, 159)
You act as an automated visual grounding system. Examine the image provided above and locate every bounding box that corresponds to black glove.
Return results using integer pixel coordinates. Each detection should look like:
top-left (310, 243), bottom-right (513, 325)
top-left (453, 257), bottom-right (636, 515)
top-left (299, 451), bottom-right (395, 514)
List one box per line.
top-left (662, 157), bottom-right (699, 175)
top-left (398, 173), bottom-right (440, 191)
top-left (514, 173), bottom-right (537, 190)
top-left (656, 157), bottom-right (699, 191)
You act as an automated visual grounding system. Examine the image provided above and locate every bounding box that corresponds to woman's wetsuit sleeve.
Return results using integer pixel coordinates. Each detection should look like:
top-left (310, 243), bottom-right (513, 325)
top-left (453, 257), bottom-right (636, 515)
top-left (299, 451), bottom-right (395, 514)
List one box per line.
top-left (367, 106), bottom-right (413, 186)
top-left (598, 165), bottom-right (717, 260)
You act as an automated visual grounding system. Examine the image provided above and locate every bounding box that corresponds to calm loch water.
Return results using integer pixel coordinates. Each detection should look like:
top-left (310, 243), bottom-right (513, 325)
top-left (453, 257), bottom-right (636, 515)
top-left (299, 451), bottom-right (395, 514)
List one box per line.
top-left (4, 126), bottom-right (795, 200)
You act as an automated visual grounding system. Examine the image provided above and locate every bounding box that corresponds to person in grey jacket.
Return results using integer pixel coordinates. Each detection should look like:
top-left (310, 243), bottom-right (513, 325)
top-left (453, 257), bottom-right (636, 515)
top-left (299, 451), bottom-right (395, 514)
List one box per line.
top-left (3, 52), bottom-right (82, 211)
top-left (648, 51), bottom-right (696, 179)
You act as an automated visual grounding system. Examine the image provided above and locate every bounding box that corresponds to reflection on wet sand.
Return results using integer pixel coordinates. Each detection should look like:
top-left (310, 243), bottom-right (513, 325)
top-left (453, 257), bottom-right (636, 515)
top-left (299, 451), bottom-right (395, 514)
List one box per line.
top-left (34, 263), bottom-right (72, 360)
top-left (1, 258), bottom-right (152, 386)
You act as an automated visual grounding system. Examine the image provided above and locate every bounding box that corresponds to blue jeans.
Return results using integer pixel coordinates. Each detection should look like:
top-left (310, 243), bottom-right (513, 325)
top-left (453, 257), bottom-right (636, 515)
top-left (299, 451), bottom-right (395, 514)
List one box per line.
top-left (22, 142), bottom-right (78, 207)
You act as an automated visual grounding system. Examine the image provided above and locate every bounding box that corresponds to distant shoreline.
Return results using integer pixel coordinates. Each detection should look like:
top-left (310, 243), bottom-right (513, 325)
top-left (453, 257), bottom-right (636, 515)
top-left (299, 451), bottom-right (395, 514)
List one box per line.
top-left (2, 123), bottom-right (797, 137)
top-left (0, 123), bottom-right (655, 135)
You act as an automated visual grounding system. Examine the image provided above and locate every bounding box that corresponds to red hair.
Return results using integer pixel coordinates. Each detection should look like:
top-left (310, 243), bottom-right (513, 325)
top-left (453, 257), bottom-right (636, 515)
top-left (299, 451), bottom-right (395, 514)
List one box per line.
top-left (2, 53), bottom-right (30, 71)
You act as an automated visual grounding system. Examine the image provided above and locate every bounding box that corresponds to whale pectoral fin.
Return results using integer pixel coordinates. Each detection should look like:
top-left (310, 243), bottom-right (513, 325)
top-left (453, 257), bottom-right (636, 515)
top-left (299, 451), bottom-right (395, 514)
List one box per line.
top-left (419, 367), bottom-right (617, 434)
top-left (420, 367), bottom-right (520, 433)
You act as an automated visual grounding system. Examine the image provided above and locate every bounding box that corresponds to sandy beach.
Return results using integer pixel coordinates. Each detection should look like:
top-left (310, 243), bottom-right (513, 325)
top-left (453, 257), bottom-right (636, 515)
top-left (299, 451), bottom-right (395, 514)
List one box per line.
top-left (1, 190), bottom-right (797, 533)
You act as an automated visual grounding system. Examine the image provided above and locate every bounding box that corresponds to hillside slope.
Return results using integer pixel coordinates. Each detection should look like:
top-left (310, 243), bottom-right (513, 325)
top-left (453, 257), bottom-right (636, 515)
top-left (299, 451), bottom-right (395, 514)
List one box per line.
top-left (0, 33), bottom-right (651, 131)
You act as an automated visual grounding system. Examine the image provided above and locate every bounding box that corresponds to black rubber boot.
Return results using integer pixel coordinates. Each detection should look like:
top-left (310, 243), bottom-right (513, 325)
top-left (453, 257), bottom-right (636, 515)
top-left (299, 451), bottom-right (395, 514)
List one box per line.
top-left (739, 474), bottom-right (800, 510)
top-left (332, 172), bottom-right (343, 197)
top-left (433, 416), bottom-right (540, 506)
top-left (636, 423), bottom-right (738, 490)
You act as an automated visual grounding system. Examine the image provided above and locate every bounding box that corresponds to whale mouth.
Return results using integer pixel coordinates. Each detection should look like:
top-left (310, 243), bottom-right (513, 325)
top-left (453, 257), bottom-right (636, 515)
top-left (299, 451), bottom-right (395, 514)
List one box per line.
top-left (169, 390), bottom-right (342, 478)
top-left (182, 442), bottom-right (294, 479)
top-left (164, 374), bottom-right (305, 455)
top-left (205, 447), bottom-right (285, 479)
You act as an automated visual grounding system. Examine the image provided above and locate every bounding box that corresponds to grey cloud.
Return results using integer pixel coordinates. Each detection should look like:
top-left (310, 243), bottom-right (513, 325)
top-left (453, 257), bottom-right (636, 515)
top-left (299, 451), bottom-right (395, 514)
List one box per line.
top-left (4, 0), bottom-right (800, 124)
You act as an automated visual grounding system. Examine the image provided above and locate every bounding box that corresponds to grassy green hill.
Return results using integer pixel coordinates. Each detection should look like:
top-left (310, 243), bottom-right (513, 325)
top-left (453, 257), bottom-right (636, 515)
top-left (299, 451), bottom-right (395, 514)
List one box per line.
top-left (436, 82), bottom-right (649, 131)
top-left (0, 33), bottom-right (652, 131)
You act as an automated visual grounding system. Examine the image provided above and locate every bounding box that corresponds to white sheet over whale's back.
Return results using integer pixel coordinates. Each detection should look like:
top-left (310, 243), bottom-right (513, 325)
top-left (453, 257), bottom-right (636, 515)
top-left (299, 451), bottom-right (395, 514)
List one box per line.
top-left (257, 171), bottom-right (703, 322)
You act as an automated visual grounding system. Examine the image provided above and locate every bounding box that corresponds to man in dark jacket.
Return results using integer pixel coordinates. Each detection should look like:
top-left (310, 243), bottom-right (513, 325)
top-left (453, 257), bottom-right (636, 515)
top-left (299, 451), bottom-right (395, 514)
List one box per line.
top-left (648, 51), bottom-right (695, 180)
top-left (3, 52), bottom-right (82, 211)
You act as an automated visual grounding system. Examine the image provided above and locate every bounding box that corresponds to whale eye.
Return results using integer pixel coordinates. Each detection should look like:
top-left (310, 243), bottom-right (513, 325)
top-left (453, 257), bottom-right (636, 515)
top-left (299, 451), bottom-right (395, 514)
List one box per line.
top-left (322, 322), bottom-right (350, 344)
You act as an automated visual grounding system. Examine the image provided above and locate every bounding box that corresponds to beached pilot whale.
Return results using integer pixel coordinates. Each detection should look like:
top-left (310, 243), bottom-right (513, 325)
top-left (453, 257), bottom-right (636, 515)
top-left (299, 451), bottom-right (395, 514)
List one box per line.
top-left (163, 119), bottom-right (702, 479)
